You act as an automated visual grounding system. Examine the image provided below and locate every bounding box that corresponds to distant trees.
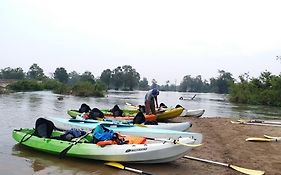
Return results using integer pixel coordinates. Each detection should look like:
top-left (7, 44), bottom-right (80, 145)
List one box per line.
top-left (178, 70), bottom-right (234, 94)
top-left (27, 63), bottom-right (45, 80)
top-left (99, 65), bottom-right (140, 91)
top-left (0, 67), bottom-right (25, 79)
top-left (80, 71), bottom-right (95, 84)
top-left (1, 62), bottom-right (281, 106)
top-left (139, 77), bottom-right (149, 91)
top-left (229, 71), bottom-right (281, 106)
top-left (54, 67), bottom-right (69, 83)
top-left (210, 70), bottom-right (234, 94)
top-left (122, 65), bottom-right (140, 90)
top-left (100, 69), bottom-right (112, 89)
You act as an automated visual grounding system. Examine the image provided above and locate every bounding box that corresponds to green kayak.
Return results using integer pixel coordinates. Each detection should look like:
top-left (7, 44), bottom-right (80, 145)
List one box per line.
top-left (12, 128), bottom-right (199, 163)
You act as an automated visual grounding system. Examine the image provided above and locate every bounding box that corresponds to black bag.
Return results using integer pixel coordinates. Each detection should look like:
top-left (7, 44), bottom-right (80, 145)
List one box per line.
top-left (34, 118), bottom-right (55, 138)
top-left (110, 105), bottom-right (123, 116)
top-left (133, 112), bottom-right (145, 124)
top-left (89, 108), bottom-right (104, 119)
top-left (138, 105), bottom-right (146, 113)
top-left (79, 103), bottom-right (91, 113)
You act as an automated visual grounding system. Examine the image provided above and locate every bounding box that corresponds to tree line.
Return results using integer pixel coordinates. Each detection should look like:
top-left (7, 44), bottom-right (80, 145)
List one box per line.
top-left (0, 63), bottom-right (280, 107)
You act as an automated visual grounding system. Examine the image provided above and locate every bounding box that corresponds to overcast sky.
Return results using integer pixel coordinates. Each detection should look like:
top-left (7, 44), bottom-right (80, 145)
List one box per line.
top-left (0, 0), bottom-right (280, 85)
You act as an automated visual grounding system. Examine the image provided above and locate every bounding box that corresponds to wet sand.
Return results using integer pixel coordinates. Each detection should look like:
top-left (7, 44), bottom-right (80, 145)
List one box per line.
top-left (120, 117), bottom-right (281, 175)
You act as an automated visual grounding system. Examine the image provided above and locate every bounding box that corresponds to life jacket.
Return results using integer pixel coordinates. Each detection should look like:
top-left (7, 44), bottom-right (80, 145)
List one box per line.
top-left (93, 124), bottom-right (115, 141)
top-left (144, 114), bottom-right (157, 121)
top-left (96, 135), bottom-right (147, 146)
top-left (93, 125), bottom-right (128, 146)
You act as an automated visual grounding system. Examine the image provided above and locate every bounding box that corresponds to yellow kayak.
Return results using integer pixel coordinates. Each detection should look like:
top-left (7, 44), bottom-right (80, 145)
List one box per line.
top-left (156, 107), bottom-right (184, 121)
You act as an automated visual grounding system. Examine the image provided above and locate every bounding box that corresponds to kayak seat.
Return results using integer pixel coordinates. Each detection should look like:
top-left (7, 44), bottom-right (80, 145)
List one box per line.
top-left (34, 118), bottom-right (55, 138)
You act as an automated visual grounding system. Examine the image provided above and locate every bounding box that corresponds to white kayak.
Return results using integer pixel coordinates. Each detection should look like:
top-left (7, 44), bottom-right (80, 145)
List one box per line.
top-left (145, 122), bottom-right (192, 131)
top-left (48, 117), bottom-right (203, 141)
top-left (180, 109), bottom-right (205, 118)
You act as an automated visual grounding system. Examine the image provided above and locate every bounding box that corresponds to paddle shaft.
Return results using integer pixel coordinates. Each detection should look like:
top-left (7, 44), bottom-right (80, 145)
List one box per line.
top-left (145, 137), bottom-right (201, 147)
top-left (125, 167), bottom-right (153, 175)
top-left (59, 130), bottom-right (92, 158)
top-left (184, 155), bottom-right (228, 166)
top-left (184, 155), bottom-right (265, 175)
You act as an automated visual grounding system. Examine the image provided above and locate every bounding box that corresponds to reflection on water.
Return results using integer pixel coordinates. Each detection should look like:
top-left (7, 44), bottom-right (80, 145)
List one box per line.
top-left (11, 144), bottom-right (114, 175)
top-left (1, 90), bottom-right (280, 175)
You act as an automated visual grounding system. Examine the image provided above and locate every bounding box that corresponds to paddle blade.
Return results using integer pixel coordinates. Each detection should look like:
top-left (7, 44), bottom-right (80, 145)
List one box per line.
top-left (263, 135), bottom-right (281, 139)
top-left (175, 141), bottom-right (202, 147)
top-left (105, 162), bottom-right (125, 170)
top-left (230, 165), bottom-right (265, 175)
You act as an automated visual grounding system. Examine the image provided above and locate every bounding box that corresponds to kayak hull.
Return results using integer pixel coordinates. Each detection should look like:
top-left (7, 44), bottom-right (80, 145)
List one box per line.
top-left (156, 107), bottom-right (184, 121)
top-left (180, 109), bottom-right (205, 118)
top-left (13, 128), bottom-right (199, 163)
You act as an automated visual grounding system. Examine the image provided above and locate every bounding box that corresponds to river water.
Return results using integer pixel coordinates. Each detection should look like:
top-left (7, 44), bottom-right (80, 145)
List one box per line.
top-left (1, 91), bottom-right (280, 175)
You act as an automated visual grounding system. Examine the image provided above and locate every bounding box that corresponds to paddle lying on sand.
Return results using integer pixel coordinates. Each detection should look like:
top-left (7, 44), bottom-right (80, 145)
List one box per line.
top-left (145, 137), bottom-right (202, 147)
top-left (246, 135), bottom-right (281, 142)
top-left (264, 135), bottom-right (281, 139)
top-left (105, 162), bottom-right (154, 175)
top-left (59, 130), bottom-right (93, 158)
top-left (238, 119), bottom-right (281, 125)
top-left (230, 120), bottom-right (281, 127)
top-left (183, 155), bottom-right (265, 175)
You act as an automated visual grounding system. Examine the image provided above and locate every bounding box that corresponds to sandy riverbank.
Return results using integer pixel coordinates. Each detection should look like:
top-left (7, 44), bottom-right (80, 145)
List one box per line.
top-left (121, 117), bottom-right (281, 175)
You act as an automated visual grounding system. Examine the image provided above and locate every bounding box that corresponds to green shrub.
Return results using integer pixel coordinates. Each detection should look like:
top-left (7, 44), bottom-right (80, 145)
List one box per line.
top-left (8, 80), bottom-right (44, 91)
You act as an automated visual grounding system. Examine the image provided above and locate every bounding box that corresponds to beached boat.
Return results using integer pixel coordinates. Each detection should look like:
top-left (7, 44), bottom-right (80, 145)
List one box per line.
top-left (49, 117), bottom-right (201, 140)
top-left (180, 109), bottom-right (205, 118)
top-left (49, 117), bottom-right (192, 132)
top-left (67, 107), bottom-right (184, 121)
top-left (13, 128), bottom-right (201, 163)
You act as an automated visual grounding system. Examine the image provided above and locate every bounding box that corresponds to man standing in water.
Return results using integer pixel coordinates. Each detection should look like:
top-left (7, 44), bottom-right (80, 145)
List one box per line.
top-left (144, 88), bottom-right (159, 114)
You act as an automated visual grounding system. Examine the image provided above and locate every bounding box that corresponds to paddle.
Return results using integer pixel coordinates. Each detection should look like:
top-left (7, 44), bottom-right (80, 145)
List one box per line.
top-left (246, 137), bottom-right (278, 142)
top-left (230, 121), bottom-right (281, 127)
top-left (145, 137), bottom-right (202, 147)
top-left (238, 119), bottom-right (281, 125)
top-left (263, 135), bottom-right (281, 139)
top-left (183, 155), bottom-right (264, 175)
top-left (68, 119), bottom-right (133, 127)
top-left (246, 135), bottom-right (281, 142)
top-left (105, 162), bottom-right (154, 175)
top-left (59, 130), bottom-right (92, 159)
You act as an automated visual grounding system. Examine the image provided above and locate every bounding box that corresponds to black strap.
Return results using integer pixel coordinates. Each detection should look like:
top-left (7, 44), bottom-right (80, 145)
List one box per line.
top-left (19, 129), bottom-right (35, 144)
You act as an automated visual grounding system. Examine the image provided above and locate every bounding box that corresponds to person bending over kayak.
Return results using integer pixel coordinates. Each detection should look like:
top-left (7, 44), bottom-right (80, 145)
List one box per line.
top-left (144, 88), bottom-right (159, 115)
